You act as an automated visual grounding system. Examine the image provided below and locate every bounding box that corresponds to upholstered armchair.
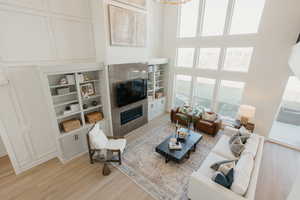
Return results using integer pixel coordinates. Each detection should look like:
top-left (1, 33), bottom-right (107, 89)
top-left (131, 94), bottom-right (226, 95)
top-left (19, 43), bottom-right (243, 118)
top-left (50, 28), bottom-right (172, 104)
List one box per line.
top-left (194, 113), bottom-right (222, 136)
top-left (87, 123), bottom-right (126, 165)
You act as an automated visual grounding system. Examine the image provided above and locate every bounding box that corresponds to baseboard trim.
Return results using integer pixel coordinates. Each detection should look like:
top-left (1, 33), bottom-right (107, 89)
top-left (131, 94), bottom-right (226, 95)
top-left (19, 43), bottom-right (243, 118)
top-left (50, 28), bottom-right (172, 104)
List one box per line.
top-left (0, 153), bottom-right (7, 158)
top-left (266, 138), bottom-right (300, 152)
top-left (18, 150), bottom-right (57, 175)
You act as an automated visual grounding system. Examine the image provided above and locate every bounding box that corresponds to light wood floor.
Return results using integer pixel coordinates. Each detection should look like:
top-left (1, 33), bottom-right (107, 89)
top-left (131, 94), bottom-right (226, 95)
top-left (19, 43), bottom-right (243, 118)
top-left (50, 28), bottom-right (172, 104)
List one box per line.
top-left (0, 143), bottom-right (299, 200)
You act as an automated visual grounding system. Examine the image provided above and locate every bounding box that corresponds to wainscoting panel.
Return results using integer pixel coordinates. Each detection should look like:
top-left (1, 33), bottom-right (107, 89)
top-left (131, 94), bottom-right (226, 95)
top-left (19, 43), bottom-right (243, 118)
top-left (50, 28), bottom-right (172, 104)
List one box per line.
top-left (0, 0), bottom-right (47, 10)
top-left (51, 18), bottom-right (95, 60)
top-left (0, 10), bottom-right (54, 62)
top-left (48, 0), bottom-right (91, 18)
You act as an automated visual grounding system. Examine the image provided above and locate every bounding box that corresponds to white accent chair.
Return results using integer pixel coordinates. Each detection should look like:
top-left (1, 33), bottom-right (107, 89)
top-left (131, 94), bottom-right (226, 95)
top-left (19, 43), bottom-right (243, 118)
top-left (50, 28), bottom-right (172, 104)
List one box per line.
top-left (87, 122), bottom-right (126, 165)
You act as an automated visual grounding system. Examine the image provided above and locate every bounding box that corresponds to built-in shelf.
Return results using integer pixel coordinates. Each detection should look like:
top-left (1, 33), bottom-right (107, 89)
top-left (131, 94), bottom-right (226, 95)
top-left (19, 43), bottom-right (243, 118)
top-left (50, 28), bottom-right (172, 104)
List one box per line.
top-left (56, 110), bottom-right (82, 120)
top-left (83, 105), bottom-right (102, 112)
top-left (54, 100), bottom-right (79, 108)
top-left (50, 83), bottom-right (75, 89)
top-left (81, 94), bottom-right (101, 101)
top-left (52, 92), bottom-right (77, 98)
top-left (79, 80), bottom-right (99, 84)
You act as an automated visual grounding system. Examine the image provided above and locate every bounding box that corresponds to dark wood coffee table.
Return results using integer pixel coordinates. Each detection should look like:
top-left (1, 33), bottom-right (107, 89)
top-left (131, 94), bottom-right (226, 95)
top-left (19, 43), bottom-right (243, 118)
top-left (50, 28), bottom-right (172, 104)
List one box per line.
top-left (155, 131), bottom-right (202, 163)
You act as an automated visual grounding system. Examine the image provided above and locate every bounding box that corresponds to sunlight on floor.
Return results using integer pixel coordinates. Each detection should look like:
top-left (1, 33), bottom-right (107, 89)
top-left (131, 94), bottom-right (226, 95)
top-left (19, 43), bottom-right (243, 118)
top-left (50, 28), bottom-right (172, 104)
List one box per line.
top-left (269, 121), bottom-right (300, 148)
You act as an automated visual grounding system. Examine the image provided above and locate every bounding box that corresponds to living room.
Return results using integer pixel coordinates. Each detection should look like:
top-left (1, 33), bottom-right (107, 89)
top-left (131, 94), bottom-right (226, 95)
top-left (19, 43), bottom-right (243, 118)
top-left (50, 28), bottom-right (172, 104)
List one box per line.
top-left (0, 0), bottom-right (300, 200)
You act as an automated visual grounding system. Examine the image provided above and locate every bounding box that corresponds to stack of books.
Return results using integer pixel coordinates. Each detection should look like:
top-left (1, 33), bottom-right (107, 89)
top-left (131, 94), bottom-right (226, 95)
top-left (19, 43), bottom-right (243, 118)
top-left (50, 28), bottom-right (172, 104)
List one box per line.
top-left (169, 140), bottom-right (182, 150)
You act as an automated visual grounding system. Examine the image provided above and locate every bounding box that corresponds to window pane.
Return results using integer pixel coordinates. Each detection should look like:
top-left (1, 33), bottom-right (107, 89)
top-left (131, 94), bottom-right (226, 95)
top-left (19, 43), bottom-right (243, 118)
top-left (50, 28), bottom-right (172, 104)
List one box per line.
top-left (174, 75), bottom-right (192, 107)
top-left (194, 77), bottom-right (216, 109)
top-left (198, 48), bottom-right (220, 70)
top-left (230, 0), bottom-right (266, 35)
top-left (177, 48), bottom-right (195, 67)
top-left (202, 0), bottom-right (229, 36)
top-left (223, 48), bottom-right (253, 72)
top-left (178, 0), bottom-right (200, 38)
top-left (217, 80), bottom-right (245, 118)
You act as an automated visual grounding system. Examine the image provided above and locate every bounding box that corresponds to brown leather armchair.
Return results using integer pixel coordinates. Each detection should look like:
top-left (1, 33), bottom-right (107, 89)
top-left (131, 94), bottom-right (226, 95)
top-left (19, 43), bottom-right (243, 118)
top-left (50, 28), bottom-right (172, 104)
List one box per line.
top-left (194, 114), bottom-right (222, 136)
top-left (170, 107), bottom-right (201, 128)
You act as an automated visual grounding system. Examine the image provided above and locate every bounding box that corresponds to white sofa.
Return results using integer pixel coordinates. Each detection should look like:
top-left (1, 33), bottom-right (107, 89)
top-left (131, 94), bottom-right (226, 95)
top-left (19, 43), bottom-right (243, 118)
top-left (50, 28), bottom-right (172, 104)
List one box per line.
top-left (188, 126), bottom-right (264, 200)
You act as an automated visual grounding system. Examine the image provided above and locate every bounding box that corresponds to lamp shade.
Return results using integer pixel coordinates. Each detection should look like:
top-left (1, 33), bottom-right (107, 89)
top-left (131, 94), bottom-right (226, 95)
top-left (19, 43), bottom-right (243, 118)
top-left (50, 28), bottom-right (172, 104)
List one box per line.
top-left (237, 105), bottom-right (256, 121)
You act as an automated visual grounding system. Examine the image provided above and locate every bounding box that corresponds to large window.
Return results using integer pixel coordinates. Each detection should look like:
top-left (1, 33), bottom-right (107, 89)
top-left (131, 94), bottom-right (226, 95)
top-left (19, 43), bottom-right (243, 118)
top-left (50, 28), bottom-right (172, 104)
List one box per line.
top-left (230, 0), bottom-right (266, 35)
top-left (178, 0), bottom-right (200, 38)
top-left (223, 48), bottom-right (253, 72)
top-left (198, 48), bottom-right (220, 70)
top-left (217, 80), bottom-right (245, 118)
top-left (202, 0), bottom-right (229, 36)
top-left (177, 48), bottom-right (195, 67)
top-left (174, 75), bottom-right (192, 107)
top-left (193, 77), bottom-right (216, 109)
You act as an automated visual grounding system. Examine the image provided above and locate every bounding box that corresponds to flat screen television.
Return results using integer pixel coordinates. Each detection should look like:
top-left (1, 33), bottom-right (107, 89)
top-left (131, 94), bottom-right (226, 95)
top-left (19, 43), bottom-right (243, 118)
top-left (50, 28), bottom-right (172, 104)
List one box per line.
top-left (116, 79), bottom-right (147, 107)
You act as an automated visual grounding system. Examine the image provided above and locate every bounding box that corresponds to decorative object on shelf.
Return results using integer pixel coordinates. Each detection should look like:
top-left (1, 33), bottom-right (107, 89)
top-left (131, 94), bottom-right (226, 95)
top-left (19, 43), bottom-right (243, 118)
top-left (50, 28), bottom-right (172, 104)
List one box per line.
top-left (70, 103), bottom-right (80, 112)
top-left (66, 74), bottom-right (75, 84)
top-left (237, 105), bottom-right (256, 126)
top-left (153, 0), bottom-right (192, 5)
top-left (56, 87), bottom-right (70, 95)
top-left (61, 119), bottom-right (81, 133)
top-left (80, 83), bottom-right (95, 98)
top-left (59, 77), bottom-right (68, 85)
top-left (83, 74), bottom-right (90, 82)
top-left (78, 73), bottom-right (84, 83)
top-left (91, 101), bottom-right (98, 106)
top-left (109, 5), bottom-right (147, 47)
top-left (83, 104), bottom-right (88, 110)
top-left (63, 105), bottom-right (72, 115)
top-left (86, 112), bottom-right (103, 124)
top-left (155, 92), bottom-right (163, 99)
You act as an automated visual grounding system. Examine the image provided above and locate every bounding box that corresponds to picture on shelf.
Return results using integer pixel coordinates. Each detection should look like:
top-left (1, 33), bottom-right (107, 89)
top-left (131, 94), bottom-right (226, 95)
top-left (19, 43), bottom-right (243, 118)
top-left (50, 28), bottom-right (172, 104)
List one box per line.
top-left (80, 83), bottom-right (95, 98)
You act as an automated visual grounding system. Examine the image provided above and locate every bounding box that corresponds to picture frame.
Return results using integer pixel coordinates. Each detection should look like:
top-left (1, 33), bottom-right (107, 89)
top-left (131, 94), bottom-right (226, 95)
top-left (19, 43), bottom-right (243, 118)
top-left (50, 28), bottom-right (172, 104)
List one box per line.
top-left (80, 83), bottom-right (95, 98)
top-left (108, 5), bottom-right (147, 47)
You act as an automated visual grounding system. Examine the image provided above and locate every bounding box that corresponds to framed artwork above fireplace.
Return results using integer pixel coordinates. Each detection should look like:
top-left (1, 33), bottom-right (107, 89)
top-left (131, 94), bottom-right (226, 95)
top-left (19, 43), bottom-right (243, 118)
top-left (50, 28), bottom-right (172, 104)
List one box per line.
top-left (108, 5), bottom-right (147, 47)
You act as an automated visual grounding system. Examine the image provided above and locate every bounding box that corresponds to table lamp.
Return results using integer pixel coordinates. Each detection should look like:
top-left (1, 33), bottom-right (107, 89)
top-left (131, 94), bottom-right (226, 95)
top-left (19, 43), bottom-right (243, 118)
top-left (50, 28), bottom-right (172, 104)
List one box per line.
top-left (237, 105), bottom-right (256, 125)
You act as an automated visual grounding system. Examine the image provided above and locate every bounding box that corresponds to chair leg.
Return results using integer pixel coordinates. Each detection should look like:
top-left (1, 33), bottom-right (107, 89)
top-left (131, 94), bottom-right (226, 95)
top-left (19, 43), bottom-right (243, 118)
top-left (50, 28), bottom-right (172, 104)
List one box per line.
top-left (88, 150), bottom-right (95, 164)
top-left (118, 151), bottom-right (122, 165)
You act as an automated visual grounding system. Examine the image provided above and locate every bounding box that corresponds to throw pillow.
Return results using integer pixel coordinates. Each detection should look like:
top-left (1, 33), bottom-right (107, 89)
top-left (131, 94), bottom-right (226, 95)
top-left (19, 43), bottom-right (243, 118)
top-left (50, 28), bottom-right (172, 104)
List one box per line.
top-left (212, 168), bottom-right (235, 189)
top-left (229, 134), bottom-right (240, 145)
top-left (210, 159), bottom-right (237, 171)
top-left (202, 112), bottom-right (217, 122)
top-left (230, 137), bottom-right (245, 157)
top-left (239, 126), bottom-right (251, 136)
top-left (219, 161), bottom-right (236, 175)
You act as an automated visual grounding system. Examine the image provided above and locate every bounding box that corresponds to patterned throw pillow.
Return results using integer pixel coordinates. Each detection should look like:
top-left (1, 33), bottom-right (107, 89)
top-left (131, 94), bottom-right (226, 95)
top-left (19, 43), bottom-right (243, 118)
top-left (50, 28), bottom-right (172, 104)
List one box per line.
top-left (210, 159), bottom-right (237, 171)
top-left (230, 137), bottom-right (245, 157)
top-left (202, 112), bottom-right (217, 121)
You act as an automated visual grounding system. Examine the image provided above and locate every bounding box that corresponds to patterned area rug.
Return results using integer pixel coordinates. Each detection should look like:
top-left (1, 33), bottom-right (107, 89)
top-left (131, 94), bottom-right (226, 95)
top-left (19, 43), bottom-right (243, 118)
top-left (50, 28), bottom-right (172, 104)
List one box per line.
top-left (114, 116), bottom-right (222, 200)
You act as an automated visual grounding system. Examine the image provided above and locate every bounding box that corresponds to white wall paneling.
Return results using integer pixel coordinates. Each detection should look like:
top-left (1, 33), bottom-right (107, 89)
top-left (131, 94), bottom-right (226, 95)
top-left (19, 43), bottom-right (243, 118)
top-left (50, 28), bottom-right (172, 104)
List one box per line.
top-left (48, 0), bottom-right (91, 18)
top-left (51, 18), bottom-right (95, 60)
top-left (0, 136), bottom-right (7, 157)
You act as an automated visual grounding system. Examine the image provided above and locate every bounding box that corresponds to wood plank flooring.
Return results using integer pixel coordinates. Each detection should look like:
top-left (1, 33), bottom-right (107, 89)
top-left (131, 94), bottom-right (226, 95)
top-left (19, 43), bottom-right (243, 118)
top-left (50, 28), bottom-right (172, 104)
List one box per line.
top-left (0, 141), bottom-right (299, 200)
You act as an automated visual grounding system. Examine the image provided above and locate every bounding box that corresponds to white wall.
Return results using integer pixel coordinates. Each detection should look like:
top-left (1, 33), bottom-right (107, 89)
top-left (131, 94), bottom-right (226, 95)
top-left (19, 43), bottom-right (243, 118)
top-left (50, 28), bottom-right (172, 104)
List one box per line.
top-left (0, 0), bottom-right (97, 174)
top-left (92, 0), bottom-right (164, 65)
top-left (162, 0), bottom-right (300, 137)
top-left (0, 136), bottom-right (7, 157)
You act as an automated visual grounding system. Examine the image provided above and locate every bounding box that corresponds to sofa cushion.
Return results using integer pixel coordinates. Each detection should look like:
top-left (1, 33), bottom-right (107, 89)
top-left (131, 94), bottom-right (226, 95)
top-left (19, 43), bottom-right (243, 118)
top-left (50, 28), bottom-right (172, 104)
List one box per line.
top-left (231, 153), bottom-right (254, 196)
top-left (242, 135), bottom-right (260, 158)
top-left (212, 135), bottom-right (238, 160)
top-left (197, 152), bottom-right (227, 179)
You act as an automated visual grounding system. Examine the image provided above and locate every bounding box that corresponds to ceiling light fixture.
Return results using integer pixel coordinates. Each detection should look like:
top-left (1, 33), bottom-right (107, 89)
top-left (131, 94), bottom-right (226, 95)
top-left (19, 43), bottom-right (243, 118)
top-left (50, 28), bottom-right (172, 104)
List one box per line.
top-left (154, 0), bottom-right (192, 5)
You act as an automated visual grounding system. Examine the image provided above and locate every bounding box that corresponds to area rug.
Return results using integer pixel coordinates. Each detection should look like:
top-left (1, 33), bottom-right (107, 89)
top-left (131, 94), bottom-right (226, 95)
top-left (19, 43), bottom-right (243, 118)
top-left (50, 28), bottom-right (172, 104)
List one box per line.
top-left (114, 116), bottom-right (222, 200)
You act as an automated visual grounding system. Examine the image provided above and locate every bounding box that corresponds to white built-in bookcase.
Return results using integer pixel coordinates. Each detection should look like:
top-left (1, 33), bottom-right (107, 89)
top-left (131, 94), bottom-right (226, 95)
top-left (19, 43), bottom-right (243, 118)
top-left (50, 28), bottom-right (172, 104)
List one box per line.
top-left (41, 64), bottom-right (109, 162)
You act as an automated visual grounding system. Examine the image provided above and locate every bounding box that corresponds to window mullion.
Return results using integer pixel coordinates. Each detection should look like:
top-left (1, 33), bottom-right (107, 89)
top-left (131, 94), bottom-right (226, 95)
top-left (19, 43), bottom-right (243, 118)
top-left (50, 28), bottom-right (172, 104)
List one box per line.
top-left (218, 48), bottom-right (227, 71)
top-left (212, 78), bottom-right (221, 112)
top-left (197, 0), bottom-right (205, 37)
top-left (224, 0), bottom-right (236, 36)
